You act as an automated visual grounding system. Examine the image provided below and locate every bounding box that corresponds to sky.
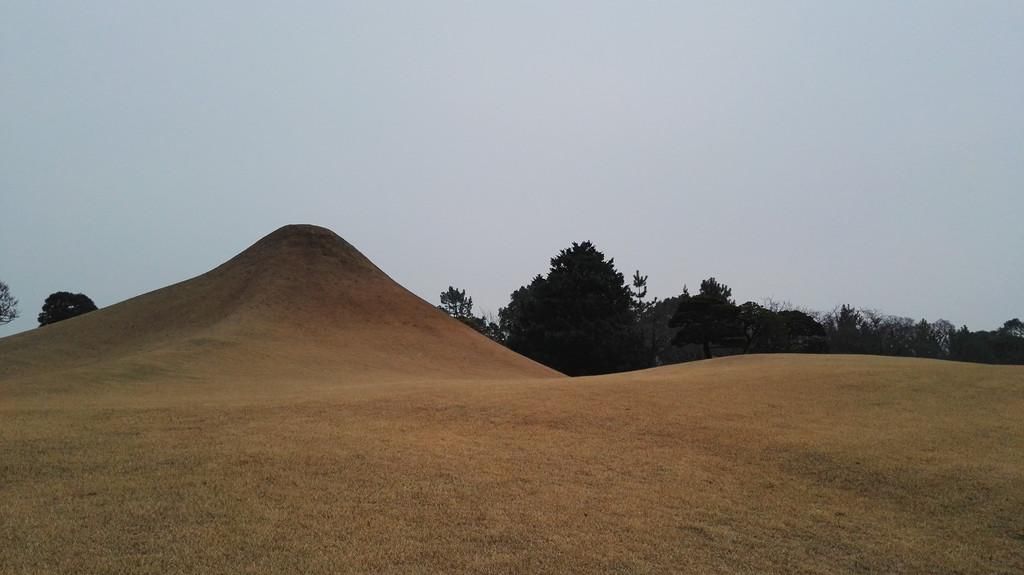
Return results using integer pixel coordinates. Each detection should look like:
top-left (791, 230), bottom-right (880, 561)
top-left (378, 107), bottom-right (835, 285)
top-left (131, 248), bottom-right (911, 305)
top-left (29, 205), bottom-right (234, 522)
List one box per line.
top-left (1, 1), bottom-right (1022, 335)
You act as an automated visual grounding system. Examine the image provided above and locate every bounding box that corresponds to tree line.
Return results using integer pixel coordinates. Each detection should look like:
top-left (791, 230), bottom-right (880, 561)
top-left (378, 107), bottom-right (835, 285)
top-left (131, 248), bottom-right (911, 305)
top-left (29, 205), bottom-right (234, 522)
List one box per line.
top-left (437, 242), bottom-right (1023, 375)
top-left (2, 247), bottom-right (1019, 372)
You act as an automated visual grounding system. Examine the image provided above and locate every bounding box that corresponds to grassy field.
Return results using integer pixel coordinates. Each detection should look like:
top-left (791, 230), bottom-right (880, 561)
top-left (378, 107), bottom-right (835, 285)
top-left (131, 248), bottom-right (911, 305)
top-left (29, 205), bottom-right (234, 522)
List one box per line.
top-left (2, 227), bottom-right (1021, 573)
top-left (2, 355), bottom-right (1022, 574)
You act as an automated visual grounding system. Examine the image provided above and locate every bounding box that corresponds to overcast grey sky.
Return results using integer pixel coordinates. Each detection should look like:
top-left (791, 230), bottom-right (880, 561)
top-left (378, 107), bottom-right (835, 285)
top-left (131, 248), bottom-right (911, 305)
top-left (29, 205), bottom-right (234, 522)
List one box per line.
top-left (2, 1), bottom-right (1021, 335)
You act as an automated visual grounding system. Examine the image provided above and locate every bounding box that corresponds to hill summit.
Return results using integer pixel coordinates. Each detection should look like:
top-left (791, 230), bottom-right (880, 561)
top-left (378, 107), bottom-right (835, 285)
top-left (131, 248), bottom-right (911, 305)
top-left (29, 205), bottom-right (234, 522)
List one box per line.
top-left (0, 225), bottom-right (560, 389)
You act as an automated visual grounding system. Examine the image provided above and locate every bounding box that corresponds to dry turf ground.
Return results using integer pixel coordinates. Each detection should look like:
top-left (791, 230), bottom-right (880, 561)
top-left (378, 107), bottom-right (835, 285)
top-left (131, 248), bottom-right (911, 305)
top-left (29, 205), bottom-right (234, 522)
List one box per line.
top-left (2, 227), bottom-right (1022, 573)
top-left (2, 355), bottom-right (1022, 574)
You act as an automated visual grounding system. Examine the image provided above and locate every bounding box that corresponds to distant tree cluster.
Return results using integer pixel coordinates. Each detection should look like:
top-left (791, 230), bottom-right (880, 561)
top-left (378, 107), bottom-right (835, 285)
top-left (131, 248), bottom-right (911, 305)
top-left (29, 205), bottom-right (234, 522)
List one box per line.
top-left (817, 305), bottom-right (1023, 364)
top-left (667, 279), bottom-right (826, 360)
top-left (951, 319), bottom-right (1024, 365)
top-left (441, 242), bottom-right (1021, 374)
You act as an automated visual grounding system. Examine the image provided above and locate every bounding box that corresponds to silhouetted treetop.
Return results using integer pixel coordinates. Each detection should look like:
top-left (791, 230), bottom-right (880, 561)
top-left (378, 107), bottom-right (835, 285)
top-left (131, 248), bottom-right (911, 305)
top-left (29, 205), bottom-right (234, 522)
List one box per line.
top-left (439, 286), bottom-right (474, 320)
top-left (38, 291), bottom-right (97, 326)
top-left (699, 277), bottom-right (733, 303)
top-left (669, 278), bottom-right (742, 359)
top-left (499, 241), bottom-right (643, 375)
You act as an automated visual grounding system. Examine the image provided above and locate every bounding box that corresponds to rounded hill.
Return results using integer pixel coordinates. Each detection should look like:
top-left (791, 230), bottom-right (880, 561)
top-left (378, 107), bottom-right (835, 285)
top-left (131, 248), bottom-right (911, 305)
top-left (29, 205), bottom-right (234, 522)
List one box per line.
top-left (0, 225), bottom-right (561, 389)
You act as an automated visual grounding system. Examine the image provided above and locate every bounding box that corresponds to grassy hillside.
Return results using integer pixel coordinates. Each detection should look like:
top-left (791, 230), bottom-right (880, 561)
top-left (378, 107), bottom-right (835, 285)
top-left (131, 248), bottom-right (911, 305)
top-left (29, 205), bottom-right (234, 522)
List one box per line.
top-left (2, 226), bottom-right (1021, 573)
top-left (2, 355), bottom-right (1021, 574)
top-left (0, 225), bottom-right (558, 396)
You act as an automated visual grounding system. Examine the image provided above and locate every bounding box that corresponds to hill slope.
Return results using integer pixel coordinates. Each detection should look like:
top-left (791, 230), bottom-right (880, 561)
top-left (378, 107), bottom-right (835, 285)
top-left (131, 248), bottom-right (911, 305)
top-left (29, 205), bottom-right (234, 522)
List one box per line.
top-left (0, 224), bottom-right (559, 392)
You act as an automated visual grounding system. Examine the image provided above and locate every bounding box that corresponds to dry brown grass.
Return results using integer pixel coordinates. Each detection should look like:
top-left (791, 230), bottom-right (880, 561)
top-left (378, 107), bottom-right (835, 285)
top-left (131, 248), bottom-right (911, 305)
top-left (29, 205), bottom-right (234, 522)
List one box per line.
top-left (2, 226), bottom-right (1022, 573)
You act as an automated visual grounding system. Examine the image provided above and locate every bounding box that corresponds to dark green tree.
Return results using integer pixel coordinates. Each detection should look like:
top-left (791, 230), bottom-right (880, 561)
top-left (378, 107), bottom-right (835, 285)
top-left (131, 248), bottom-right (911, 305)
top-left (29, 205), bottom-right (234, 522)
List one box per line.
top-left (735, 301), bottom-right (827, 354)
top-left (630, 271), bottom-right (659, 366)
top-left (645, 295), bottom-right (699, 365)
top-left (699, 277), bottom-right (732, 302)
top-left (438, 286), bottom-right (474, 320)
top-left (823, 305), bottom-right (864, 353)
top-left (38, 291), bottom-right (97, 326)
top-left (629, 271), bottom-right (651, 318)
top-left (737, 301), bottom-right (773, 352)
top-left (909, 319), bottom-right (943, 358)
top-left (1001, 318), bottom-right (1024, 338)
top-left (499, 241), bottom-right (643, 375)
top-left (0, 280), bottom-right (18, 325)
top-left (992, 319), bottom-right (1024, 364)
top-left (949, 326), bottom-right (997, 363)
top-left (669, 278), bottom-right (742, 359)
top-left (778, 309), bottom-right (828, 352)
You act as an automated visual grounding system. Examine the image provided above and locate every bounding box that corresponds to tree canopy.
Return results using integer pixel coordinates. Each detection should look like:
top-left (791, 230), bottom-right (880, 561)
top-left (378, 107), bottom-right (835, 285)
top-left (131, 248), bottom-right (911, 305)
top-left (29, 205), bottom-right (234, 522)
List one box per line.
top-left (438, 286), bottom-right (474, 320)
top-left (38, 292), bottom-right (98, 326)
top-left (499, 241), bottom-right (644, 375)
top-left (668, 278), bottom-right (743, 359)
